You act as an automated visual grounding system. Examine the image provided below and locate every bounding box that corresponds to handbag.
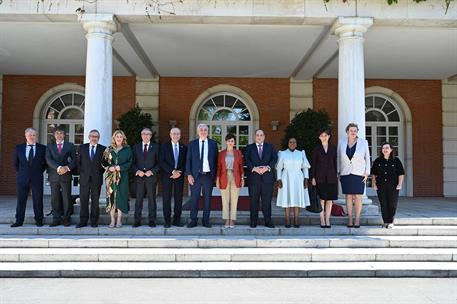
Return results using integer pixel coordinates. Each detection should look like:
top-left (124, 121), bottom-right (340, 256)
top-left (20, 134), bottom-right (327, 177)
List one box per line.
top-left (331, 204), bottom-right (346, 216)
top-left (306, 184), bottom-right (322, 213)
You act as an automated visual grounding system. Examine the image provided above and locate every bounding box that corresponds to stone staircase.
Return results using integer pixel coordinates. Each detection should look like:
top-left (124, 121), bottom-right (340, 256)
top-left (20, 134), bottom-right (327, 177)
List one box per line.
top-left (0, 223), bottom-right (456, 278)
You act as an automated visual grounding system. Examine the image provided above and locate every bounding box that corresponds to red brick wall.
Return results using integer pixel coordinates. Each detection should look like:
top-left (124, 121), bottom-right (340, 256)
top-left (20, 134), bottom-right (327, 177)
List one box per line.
top-left (313, 78), bottom-right (443, 197)
top-left (159, 77), bottom-right (290, 147)
top-left (0, 75), bottom-right (135, 195)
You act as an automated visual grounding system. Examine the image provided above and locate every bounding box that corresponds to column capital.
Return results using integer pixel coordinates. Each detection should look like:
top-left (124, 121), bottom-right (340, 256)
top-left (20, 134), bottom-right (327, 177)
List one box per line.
top-left (331, 17), bottom-right (373, 38)
top-left (80, 13), bottom-right (119, 35)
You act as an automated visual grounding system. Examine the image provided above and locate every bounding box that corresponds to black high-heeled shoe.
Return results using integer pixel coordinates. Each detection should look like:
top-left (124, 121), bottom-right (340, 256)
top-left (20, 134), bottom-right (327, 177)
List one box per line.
top-left (320, 224), bottom-right (326, 228)
top-left (325, 225), bottom-right (331, 228)
top-left (285, 224), bottom-right (291, 228)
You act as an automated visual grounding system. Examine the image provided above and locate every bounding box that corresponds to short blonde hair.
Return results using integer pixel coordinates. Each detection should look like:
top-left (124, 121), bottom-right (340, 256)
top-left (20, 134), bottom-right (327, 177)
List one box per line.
top-left (111, 130), bottom-right (128, 147)
top-left (345, 123), bottom-right (359, 133)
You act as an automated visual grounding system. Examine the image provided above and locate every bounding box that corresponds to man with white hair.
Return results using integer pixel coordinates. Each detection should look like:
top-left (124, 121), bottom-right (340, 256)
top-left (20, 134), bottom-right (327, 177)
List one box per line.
top-left (11, 128), bottom-right (47, 227)
top-left (185, 123), bottom-right (218, 228)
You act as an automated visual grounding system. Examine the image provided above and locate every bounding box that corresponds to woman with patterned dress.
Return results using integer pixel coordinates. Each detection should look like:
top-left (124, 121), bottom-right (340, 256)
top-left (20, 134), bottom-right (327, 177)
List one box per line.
top-left (103, 130), bottom-right (133, 228)
top-left (276, 137), bottom-right (311, 228)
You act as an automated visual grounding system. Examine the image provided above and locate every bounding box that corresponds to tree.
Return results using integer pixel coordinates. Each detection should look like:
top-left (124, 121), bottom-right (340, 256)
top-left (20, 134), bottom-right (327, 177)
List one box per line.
top-left (281, 109), bottom-right (332, 161)
top-left (117, 104), bottom-right (156, 146)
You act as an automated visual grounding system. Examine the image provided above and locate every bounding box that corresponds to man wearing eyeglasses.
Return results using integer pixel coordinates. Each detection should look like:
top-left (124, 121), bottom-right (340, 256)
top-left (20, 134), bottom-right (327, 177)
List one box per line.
top-left (76, 129), bottom-right (106, 228)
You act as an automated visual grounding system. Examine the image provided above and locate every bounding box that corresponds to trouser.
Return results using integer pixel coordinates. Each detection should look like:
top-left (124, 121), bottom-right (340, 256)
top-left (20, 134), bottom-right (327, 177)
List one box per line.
top-left (135, 176), bottom-right (158, 223)
top-left (162, 177), bottom-right (184, 223)
top-left (189, 174), bottom-right (213, 223)
top-left (377, 183), bottom-right (399, 224)
top-left (15, 181), bottom-right (44, 224)
top-left (79, 177), bottom-right (102, 225)
top-left (50, 180), bottom-right (72, 221)
top-left (248, 182), bottom-right (273, 224)
top-left (220, 170), bottom-right (240, 220)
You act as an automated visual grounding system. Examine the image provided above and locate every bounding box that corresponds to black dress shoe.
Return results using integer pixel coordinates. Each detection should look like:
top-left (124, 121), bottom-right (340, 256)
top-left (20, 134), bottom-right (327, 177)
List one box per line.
top-left (172, 219), bottom-right (184, 227)
top-left (164, 223), bottom-right (171, 228)
top-left (250, 222), bottom-right (257, 228)
top-left (132, 222), bottom-right (141, 228)
top-left (285, 224), bottom-right (291, 228)
top-left (149, 221), bottom-right (157, 228)
top-left (91, 224), bottom-right (98, 228)
top-left (49, 221), bottom-right (61, 227)
top-left (36, 221), bottom-right (43, 227)
top-left (62, 219), bottom-right (71, 227)
top-left (76, 223), bottom-right (87, 228)
top-left (10, 222), bottom-right (22, 228)
top-left (354, 225), bottom-right (360, 228)
top-left (264, 223), bottom-right (275, 228)
top-left (202, 222), bottom-right (212, 228)
top-left (187, 220), bottom-right (198, 228)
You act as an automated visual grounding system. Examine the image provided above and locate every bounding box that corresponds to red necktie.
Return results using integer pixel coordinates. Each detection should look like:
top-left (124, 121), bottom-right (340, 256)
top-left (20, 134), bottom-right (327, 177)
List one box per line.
top-left (143, 144), bottom-right (148, 160)
top-left (57, 143), bottom-right (63, 154)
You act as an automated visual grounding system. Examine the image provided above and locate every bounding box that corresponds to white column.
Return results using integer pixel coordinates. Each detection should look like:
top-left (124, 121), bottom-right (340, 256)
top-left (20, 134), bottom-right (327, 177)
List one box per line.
top-left (80, 14), bottom-right (119, 147)
top-left (332, 17), bottom-right (376, 212)
top-left (332, 17), bottom-right (373, 141)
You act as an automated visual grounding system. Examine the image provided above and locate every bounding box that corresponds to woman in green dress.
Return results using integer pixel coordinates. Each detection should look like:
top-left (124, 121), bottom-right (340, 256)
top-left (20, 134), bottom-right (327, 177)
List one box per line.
top-left (103, 130), bottom-right (132, 228)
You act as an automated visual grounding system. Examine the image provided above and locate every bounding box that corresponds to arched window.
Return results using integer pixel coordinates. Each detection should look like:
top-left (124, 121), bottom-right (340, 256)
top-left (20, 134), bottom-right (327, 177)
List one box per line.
top-left (197, 93), bottom-right (252, 150)
top-left (44, 92), bottom-right (85, 145)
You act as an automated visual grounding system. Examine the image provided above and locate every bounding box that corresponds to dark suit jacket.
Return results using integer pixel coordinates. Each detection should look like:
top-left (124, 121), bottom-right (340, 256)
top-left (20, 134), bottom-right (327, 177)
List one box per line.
top-left (13, 143), bottom-right (47, 185)
top-left (185, 138), bottom-right (218, 180)
top-left (159, 142), bottom-right (187, 180)
top-left (46, 141), bottom-right (76, 182)
top-left (132, 142), bottom-right (160, 177)
top-left (78, 143), bottom-right (107, 186)
top-left (244, 142), bottom-right (277, 184)
top-left (311, 144), bottom-right (338, 184)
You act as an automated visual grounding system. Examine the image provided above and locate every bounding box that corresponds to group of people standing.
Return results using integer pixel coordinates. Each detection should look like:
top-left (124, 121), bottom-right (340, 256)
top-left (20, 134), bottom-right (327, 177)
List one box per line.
top-left (12, 122), bottom-right (404, 229)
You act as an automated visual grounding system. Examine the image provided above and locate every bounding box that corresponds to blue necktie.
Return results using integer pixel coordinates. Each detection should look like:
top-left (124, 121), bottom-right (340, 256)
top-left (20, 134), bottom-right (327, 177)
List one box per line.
top-left (90, 145), bottom-right (95, 161)
top-left (173, 144), bottom-right (179, 169)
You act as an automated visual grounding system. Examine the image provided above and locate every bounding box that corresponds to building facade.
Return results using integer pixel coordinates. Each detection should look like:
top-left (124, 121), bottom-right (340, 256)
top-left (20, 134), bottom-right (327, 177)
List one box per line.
top-left (0, 0), bottom-right (456, 197)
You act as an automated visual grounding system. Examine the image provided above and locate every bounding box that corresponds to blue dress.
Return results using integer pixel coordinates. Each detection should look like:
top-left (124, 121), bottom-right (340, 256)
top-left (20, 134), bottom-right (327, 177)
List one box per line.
top-left (340, 143), bottom-right (365, 195)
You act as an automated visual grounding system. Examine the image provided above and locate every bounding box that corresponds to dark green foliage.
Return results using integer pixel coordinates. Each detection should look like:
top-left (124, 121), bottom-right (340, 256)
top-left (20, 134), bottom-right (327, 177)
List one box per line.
top-left (281, 109), bottom-right (332, 160)
top-left (117, 104), bottom-right (156, 146)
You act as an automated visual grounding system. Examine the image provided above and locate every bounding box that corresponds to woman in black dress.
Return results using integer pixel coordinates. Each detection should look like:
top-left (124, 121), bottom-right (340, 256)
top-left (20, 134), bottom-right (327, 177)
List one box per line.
top-left (371, 142), bottom-right (405, 228)
top-left (311, 129), bottom-right (338, 228)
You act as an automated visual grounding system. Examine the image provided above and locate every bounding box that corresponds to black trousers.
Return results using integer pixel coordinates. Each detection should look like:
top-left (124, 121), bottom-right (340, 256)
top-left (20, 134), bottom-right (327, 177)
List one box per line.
top-left (162, 177), bottom-right (184, 223)
top-left (50, 180), bottom-right (72, 221)
top-left (15, 181), bottom-right (44, 224)
top-left (377, 183), bottom-right (399, 224)
top-left (79, 177), bottom-right (102, 225)
top-left (248, 182), bottom-right (273, 224)
top-left (134, 176), bottom-right (158, 223)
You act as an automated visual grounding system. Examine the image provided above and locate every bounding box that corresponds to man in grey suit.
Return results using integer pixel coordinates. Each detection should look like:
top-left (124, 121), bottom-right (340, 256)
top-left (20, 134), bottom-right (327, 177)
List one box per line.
top-left (46, 126), bottom-right (76, 227)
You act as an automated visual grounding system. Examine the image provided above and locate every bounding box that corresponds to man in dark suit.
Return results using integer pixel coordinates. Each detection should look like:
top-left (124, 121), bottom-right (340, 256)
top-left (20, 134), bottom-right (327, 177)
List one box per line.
top-left (46, 126), bottom-right (76, 227)
top-left (132, 127), bottom-right (160, 227)
top-left (159, 127), bottom-right (187, 228)
top-left (11, 127), bottom-right (47, 227)
top-left (185, 123), bottom-right (218, 228)
top-left (244, 129), bottom-right (277, 228)
top-left (76, 129), bottom-right (106, 228)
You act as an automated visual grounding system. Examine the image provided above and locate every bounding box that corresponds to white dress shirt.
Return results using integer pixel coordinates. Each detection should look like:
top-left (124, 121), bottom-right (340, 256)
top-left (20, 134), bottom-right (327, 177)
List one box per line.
top-left (198, 138), bottom-right (210, 172)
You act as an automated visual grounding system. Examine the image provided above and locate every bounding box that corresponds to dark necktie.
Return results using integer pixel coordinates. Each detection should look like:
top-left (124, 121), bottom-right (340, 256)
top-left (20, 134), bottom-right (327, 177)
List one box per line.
top-left (90, 145), bottom-right (95, 161)
top-left (28, 145), bottom-right (34, 166)
top-left (200, 140), bottom-right (205, 173)
top-left (258, 144), bottom-right (263, 159)
top-left (143, 144), bottom-right (148, 160)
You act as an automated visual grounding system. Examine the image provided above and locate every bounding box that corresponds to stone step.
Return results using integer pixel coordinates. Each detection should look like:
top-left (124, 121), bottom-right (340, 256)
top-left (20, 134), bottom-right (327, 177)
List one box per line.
top-left (3, 215), bottom-right (456, 226)
top-left (0, 261), bottom-right (455, 277)
top-left (1, 224), bottom-right (457, 236)
top-left (1, 247), bottom-right (456, 263)
top-left (1, 235), bottom-right (456, 248)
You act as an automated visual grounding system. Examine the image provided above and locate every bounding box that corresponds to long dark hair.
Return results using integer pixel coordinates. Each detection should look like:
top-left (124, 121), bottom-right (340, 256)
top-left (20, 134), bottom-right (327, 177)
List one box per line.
top-left (379, 142), bottom-right (395, 159)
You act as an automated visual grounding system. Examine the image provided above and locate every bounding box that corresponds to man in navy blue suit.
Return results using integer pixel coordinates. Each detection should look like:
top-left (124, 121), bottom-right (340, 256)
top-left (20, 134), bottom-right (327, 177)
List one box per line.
top-left (244, 129), bottom-right (277, 228)
top-left (159, 127), bottom-right (187, 228)
top-left (185, 123), bottom-right (218, 228)
top-left (11, 127), bottom-right (47, 227)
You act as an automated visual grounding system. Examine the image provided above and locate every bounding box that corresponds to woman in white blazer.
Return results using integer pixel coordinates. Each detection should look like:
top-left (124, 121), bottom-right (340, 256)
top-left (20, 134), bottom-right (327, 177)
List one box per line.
top-left (337, 123), bottom-right (371, 228)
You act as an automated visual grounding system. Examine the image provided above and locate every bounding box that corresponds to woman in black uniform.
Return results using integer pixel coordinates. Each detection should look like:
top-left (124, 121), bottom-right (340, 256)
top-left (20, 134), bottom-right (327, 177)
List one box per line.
top-left (371, 142), bottom-right (405, 228)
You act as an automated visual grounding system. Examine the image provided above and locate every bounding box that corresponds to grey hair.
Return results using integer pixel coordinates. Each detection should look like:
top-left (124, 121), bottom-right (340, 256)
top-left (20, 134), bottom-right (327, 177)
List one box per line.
top-left (24, 127), bottom-right (37, 134)
top-left (196, 123), bottom-right (209, 131)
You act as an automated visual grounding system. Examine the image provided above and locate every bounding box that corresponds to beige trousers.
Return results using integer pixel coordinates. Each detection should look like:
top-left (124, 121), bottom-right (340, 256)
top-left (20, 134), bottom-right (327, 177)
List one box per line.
top-left (220, 170), bottom-right (240, 220)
